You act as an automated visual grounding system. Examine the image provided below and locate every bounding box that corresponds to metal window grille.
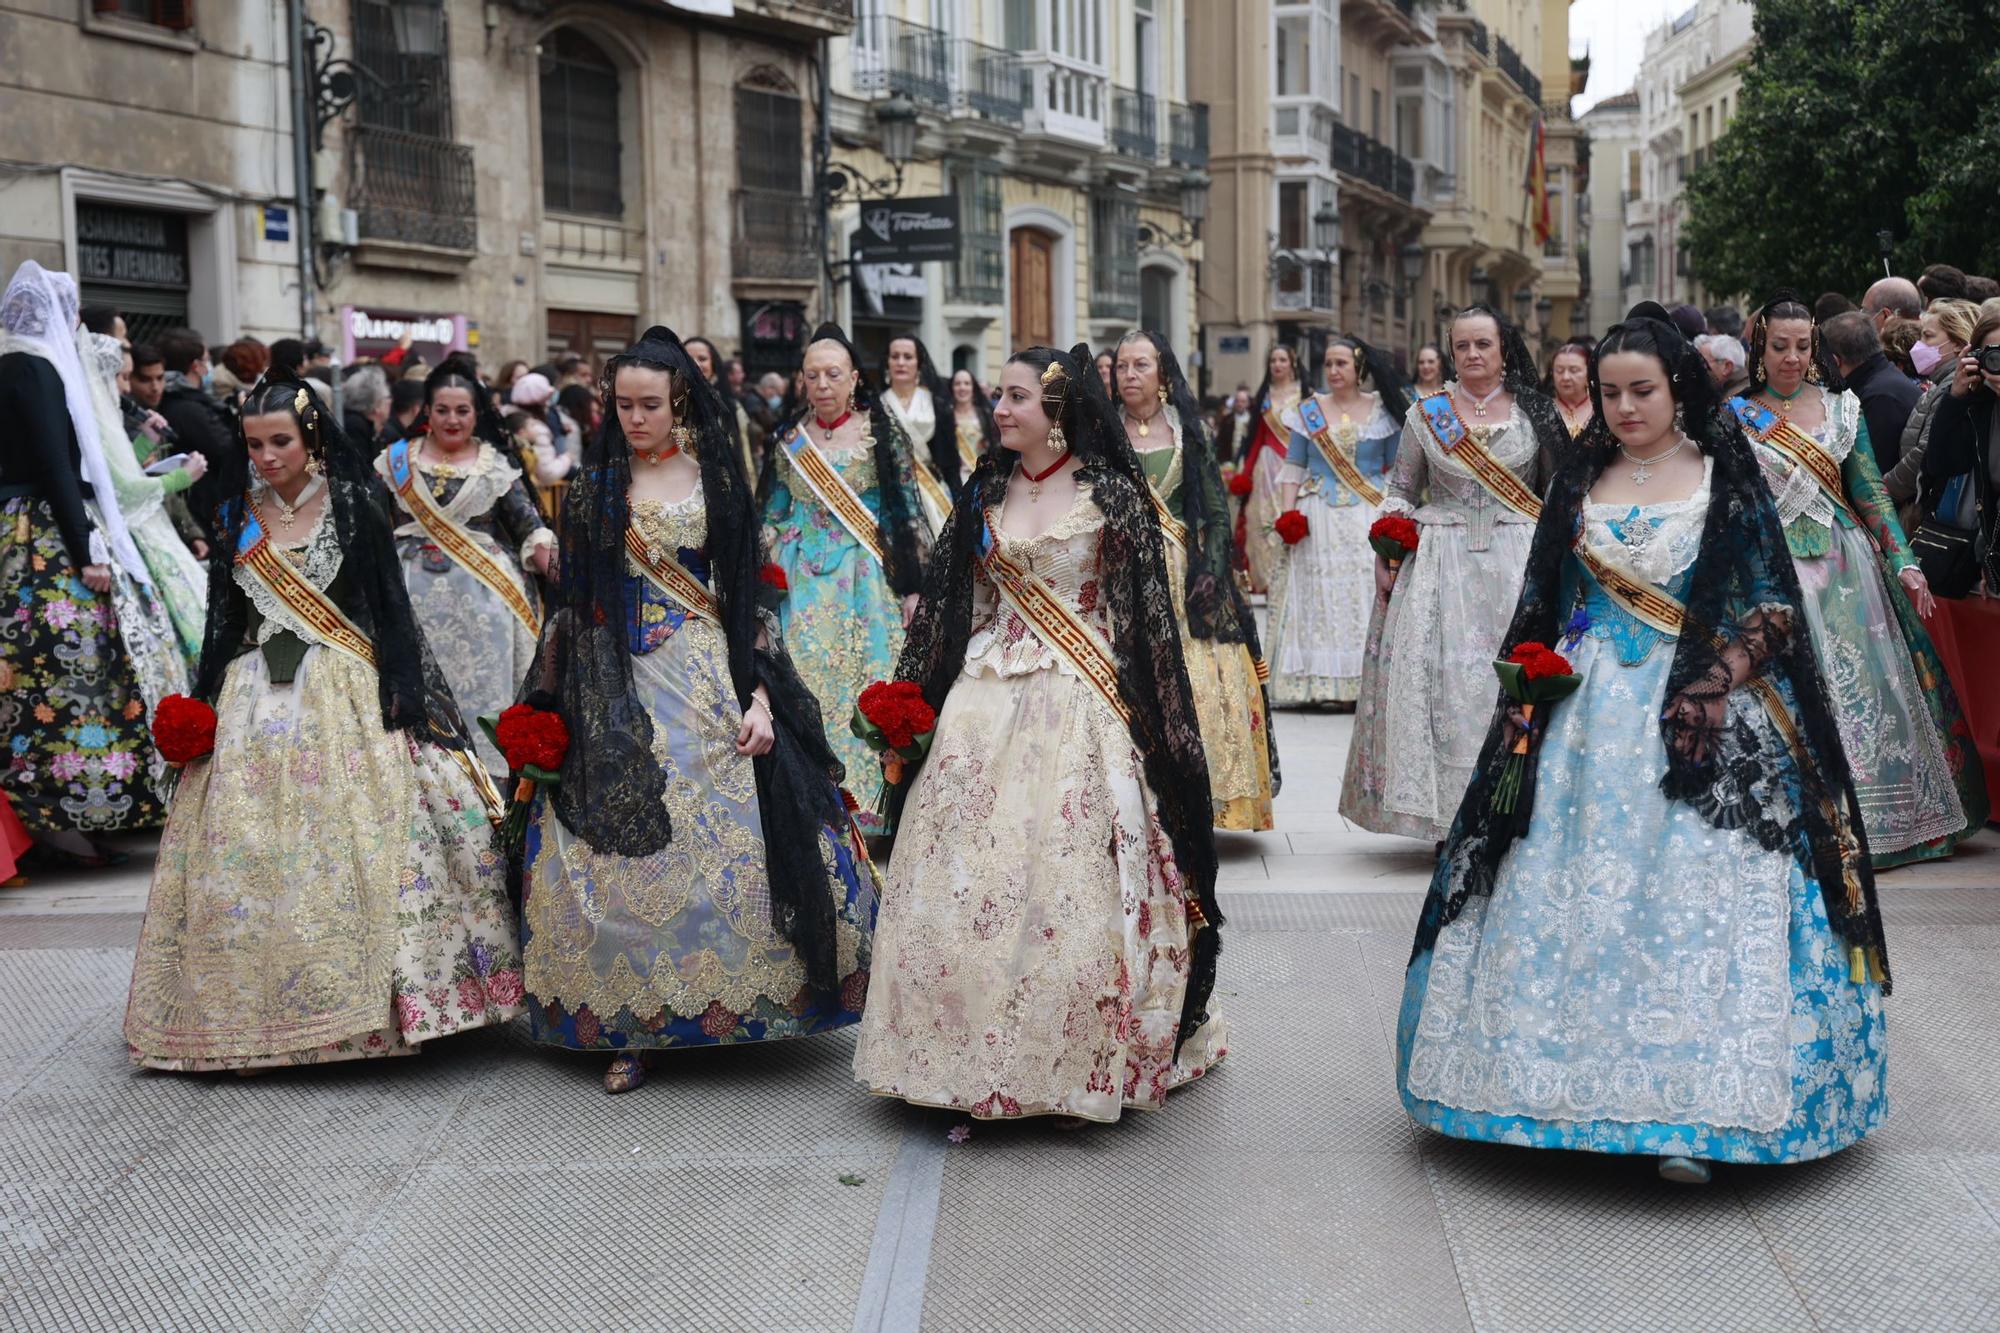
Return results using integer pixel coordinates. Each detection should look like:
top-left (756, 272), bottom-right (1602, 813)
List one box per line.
top-left (736, 87), bottom-right (804, 195)
top-left (353, 0), bottom-right (452, 139)
top-left (540, 30), bottom-right (623, 217)
top-left (1090, 195), bottom-right (1139, 321)
top-left (948, 163), bottom-right (1004, 305)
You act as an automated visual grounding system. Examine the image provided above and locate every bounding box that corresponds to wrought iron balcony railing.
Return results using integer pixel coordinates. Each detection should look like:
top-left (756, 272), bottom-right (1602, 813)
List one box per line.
top-left (1496, 38), bottom-right (1542, 106)
top-left (352, 125), bottom-right (476, 251)
top-left (1168, 102), bottom-right (1209, 170)
top-left (733, 188), bottom-right (817, 282)
top-left (957, 39), bottom-right (1026, 124)
top-left (1331, 122), bottom-right (1417, 204)
top-left (1110, 86), bottom-right (1158, 161)
top-left (853, 15), bottom-right (951, 108)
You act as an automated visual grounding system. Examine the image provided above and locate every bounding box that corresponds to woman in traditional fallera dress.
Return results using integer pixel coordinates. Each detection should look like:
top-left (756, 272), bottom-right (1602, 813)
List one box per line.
top-left (1267, 336), bottom-right (1406, 708)
top-left (80, 331), bottom-right (209, 666)
top-left (1543, 337), bottom-right (1597, 443)
top-left (1342, 307), bottom-right (1571, 842)
top-left (1398, 305), bottom-right (1892, 1183)
top-left (1235, 344), bottom-right (1304, 597)
top-left (686, 335), bottom-right (757, 486)
top-left (123, 378), bottom-right (522, 1071)
top-left (0, 262), bottom-right (167, 858)
top-left (517, 327), bottom-right (876, 1093)
top-left (760, 324), bottom-right (926, 833)
top-left (949, 368), bottom-right (998, 474)
top-left (1412, 344), bottom-right (1450, 398)
top-left (880, 335), bottom-right (963, 539)
top-left (1731, 293), bottom-right (1983, 868)
top-left (377, 360), bottom-right (553, 780)
top-left (853, 344), bottom-right (1226, 1122)
top-left (1114, 330), bottom-right (1280, 830)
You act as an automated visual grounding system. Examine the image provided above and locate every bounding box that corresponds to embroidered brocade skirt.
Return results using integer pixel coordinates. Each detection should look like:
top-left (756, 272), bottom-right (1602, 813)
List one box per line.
top-left (1267, 491), bottom-right (1377, 706)
top-left (0, 496), bottom-right (164, 839)
top-left (123, 647), bottom-right (524, 1070)
top-left (397, 533), bottom-right (538, 780)
top-left (1342, 516), bottom-right (1534, 842)
top-left (521, 622), bottom-right (877, 1050)
top-left (1793, 523), bottom-right (1976, 865)
top-left (1165, 553), bottom-right (1274, 831)
top-left (852, 664), bottom-right (1227, 1122)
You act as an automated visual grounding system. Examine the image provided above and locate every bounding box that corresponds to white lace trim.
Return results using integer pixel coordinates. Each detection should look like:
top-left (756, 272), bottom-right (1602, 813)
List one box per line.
top-left (1757, 387), bottom-right (1857, 534)
top-left (1581, 455), bottom-right (1712, 584)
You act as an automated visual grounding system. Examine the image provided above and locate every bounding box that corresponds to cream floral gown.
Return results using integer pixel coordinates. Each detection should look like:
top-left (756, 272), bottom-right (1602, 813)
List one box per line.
top-left (852, 488), bottom-right (1227, 1122)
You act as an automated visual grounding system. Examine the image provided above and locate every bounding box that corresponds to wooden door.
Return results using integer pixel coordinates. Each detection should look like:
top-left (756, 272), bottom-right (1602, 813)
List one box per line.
top-left (545, 309), bottom-right (636, 371)
top-left (1010, 228), bottom-right (1055, 351)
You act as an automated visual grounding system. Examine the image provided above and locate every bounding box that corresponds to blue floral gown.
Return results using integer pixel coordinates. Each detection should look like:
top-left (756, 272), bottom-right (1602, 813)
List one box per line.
top-left (1268, 393), bottom-right (1398, 705)
top-left (762, 433), bottom-right (915, 835)
top-left (522, 484), bottom-right (878, 1050)
top-left (1397, 462), bottom-right (1888, 1164)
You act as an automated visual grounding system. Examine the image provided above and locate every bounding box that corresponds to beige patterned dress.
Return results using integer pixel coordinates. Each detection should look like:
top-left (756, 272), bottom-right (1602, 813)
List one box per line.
top-left (852, 489), bottom-right (1227, 1122)
top-left (123, 495), bottom-right (524, 1070)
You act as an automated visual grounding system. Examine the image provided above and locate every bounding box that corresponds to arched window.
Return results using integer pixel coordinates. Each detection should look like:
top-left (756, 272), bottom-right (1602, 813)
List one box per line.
top-left (541, 29), bottom-right (622, 217)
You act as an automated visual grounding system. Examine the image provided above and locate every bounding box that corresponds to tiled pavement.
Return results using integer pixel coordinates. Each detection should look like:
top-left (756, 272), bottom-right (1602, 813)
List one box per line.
top-left (3, 711), bottom-right (1997, 1332)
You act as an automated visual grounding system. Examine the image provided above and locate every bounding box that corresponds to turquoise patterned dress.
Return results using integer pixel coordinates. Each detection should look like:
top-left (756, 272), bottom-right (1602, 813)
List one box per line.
top-left (761, 429), bottom-right (917, 833)
top-left (1397, 464), bottom-right (1888, 1164)
top-left (522, 485), bottom-right (878, 1050)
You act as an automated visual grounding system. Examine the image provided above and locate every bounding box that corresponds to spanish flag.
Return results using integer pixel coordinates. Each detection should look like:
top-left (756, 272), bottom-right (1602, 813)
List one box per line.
top-left (1527, 113), bottom-right (1552, 247)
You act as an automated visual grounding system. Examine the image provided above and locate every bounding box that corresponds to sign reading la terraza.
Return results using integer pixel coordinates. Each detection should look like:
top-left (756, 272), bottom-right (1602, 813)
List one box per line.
top-left (851, 196), bottom-right (961, 263)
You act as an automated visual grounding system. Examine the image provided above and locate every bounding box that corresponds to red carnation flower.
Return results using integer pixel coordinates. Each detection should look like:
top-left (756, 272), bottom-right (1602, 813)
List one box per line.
top-left (858, 680), bottom-right (937, 751)
top-left (1521, 647), bottom-right (1574, 681)
top-left (495, 703), bottom-right (569, 773)
top-left (1506, 642), bottom-right (1552, 666)
top-left (1226, 469), bottom-right (1253, 496)
top-left (759, 562), bottom-right (789, 593)
top-left (1274, 509), bottom-right (1309, 545)
top-left (151, 694), bottom-right (217, 766)
top-left (1368, 515), bottom-right (1420, 550)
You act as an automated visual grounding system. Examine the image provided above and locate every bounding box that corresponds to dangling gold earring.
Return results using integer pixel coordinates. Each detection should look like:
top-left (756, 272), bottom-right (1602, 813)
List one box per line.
top-left (1047, 423), bottom-right (1068, 456)
top-left (670, 425), bottom-right (696, 455)
top-left (1156, 385), bottom-right (1169, 406)
top-left (304, 455), bottom-right (322, 478)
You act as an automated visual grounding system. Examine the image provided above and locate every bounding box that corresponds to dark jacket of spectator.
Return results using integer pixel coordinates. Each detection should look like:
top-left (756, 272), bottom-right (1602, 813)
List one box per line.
top-left (1843, 351), bottom-right (1921, 474)
top-left (156, 377), bottom-right (237, 543)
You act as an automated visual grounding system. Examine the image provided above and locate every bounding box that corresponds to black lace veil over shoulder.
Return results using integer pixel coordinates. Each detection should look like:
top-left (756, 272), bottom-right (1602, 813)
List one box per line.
top-left (419, 354), bottom-right (544, 514)
top-left (1119, 329), bottom-right (1281, 795)
top-left (1412, 303), bottom-right (1890, 986)
top-left (882, 333), bottom-right (965, 499)
top-left (191, 375), bottom-right (474, 752)
top-left (1451, 304), bottom-right (1573, 488)
top-left (893, 342), bottom-right (1224, 1048)
top-left (520, 325), bottom-right (852, 996)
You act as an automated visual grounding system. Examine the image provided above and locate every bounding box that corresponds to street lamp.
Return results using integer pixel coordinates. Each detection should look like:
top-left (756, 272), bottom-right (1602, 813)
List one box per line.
top-left (388, 0), bottom-right (445, 58)
top-left (822, 94), bottom-right (921, 208)
top-left (1180, 173), bottom-right (1210, 230)
top-left (1512, 286), bottom-right (1533, 327)
top-left (1313, 204), bottom-right (1341, 256)
top-left (1399, 241), bottom-right (1425, 285)
top-left (875, 93), bottom-right (920, 167)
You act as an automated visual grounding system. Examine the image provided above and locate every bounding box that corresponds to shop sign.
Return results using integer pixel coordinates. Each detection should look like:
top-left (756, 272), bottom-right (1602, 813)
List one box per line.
top-left (853, 261), bottom-right (925, 321)
top-left (851, 196), bottom-right (961, 263)
top-left (76, 204), bottom-right (188, 289)
top-left (340, 306), bottom-right (467, 363)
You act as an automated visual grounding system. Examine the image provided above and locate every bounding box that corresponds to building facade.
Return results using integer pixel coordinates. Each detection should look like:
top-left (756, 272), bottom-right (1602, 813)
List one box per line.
top-left (1190, 0), bottom-right (1567, 396)
top-left (0, 4), bottom-right (304, 345)
top-left (1626, 0), bottom-right (1752, 311)
top-left (820, 0), bottom-right (1207, 385)
top-left (2, 1), bottom-right (854, 373)
top-left (1579, 90), bottom-right (1639, 336)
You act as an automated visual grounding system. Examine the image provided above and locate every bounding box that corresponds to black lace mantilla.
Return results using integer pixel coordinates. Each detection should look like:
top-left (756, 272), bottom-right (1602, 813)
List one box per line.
top-left (1412, 309), bottom-right (1890, 989)
top-left (892, 343), bottom-right (1223, 1048)
top-left (521, 326), bottom-right (853, 997)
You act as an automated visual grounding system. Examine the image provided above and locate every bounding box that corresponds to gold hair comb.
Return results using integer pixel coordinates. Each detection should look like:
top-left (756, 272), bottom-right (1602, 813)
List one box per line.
top-left (294, 388), bottom-right (310, 415)
top-left (1040, 362), bottom-right (1067, 387)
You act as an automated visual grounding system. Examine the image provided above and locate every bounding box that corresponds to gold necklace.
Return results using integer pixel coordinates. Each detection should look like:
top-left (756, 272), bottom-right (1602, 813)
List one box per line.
top-left (1125, 406), bottom-right (1164, 438)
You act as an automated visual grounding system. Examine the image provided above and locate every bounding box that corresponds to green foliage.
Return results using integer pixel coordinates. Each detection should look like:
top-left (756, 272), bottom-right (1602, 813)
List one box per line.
top-left (1684, 0), bottom-right (2000, 302)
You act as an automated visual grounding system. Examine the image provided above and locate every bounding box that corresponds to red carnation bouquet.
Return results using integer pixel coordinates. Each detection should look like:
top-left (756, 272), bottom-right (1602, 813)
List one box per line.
top-left (850, 680), bottom-right (938, 831)
top-left (1490, 642), bottom-right (1583, 814)
top-left (152, 694), bottom-right (217, 767)
top-left (1274, 509), bottom-right (1309, 545)
top-left (1226, 468), bottom-right (1254, 497)
top-left (759, 563), bottom-right (788, 594)
top-left (1368, 514), bottom-right (1421, 570)
top-left (479, 700), bottom-right (570, 849)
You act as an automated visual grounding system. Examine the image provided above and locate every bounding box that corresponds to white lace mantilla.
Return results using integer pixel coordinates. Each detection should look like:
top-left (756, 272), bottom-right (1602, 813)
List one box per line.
top-left (236, 488), bottom-right (343, 647)
top-left (882, 386), bottom-right (936, 450)
top-left (1756, 387), bottom-right (1856, 534)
